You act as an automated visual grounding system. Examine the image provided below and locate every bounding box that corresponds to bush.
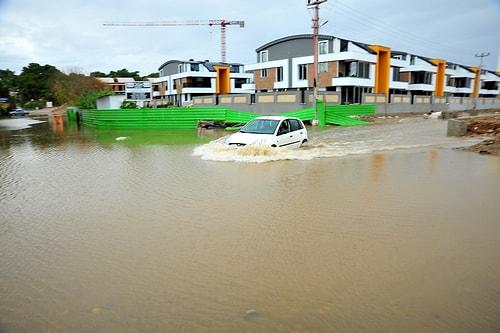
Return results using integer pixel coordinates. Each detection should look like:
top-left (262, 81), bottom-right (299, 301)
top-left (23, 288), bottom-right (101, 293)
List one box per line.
top-left (76, 90), bottom-right (113, 109)
top-left (24, 99), bottom-right (46, 110)
top-left (0, 104), bottom-right (8, 116)
top-left (120, 100), bottom-right (138, 109)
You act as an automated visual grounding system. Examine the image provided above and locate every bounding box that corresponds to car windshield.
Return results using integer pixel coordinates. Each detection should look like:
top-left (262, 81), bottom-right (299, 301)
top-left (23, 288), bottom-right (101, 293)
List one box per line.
top-left (239, 119), bottom-right (279, 134)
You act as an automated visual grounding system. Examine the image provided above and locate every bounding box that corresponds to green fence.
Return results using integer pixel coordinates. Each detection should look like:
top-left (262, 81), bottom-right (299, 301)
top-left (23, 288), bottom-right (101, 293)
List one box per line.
top-left (282, 104), bottom-right (374, 126)
top-left (324, 104), bottom-right (375, 126)
top-left (82, 107), bottom-right (229, 129)
top-left (81, 104), bottom-right (375, 129)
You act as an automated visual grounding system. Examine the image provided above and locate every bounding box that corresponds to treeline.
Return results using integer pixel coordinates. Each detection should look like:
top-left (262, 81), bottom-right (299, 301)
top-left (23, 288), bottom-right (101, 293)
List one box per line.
top-left (0, 63), bottom-right (158, 115)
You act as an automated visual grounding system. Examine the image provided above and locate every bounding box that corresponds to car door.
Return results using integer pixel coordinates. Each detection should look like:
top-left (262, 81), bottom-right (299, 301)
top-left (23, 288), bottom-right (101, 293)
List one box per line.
top-left (287, 118), bottom-right (305, 148)
top-left (276, 119), bottom-right (291, 147)
top-left (277, 119), bottom-right (302, 148)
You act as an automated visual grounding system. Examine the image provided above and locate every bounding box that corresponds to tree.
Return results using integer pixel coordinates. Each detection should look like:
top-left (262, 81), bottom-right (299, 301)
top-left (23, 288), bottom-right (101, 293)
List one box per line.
top-left (90, 71), bottom-right (107, 78)
top-left (90, 68), bottom-right (158, 80)
top-left (109, 68), bottom-right (141, 81)
top-left (17, 63), bottom-right (60, 102)
top-left (52, 72), bottom-right (109, 105)
top-left (0, 69), bottom-right (17, 97)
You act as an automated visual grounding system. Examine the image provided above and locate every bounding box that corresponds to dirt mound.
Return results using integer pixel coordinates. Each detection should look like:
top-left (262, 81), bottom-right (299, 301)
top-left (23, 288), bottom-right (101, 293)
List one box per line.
top-left (462, 115), bottom-right (500, 156)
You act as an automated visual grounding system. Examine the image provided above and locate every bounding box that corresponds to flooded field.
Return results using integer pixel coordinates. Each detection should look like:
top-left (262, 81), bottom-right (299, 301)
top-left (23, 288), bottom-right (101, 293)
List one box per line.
top-left (1, 115), bottom-right (499, 332)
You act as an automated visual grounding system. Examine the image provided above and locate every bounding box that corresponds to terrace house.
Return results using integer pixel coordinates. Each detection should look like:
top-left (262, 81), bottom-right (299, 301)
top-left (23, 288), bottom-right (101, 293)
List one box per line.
top-left (154, 59), bottom-right (254, 106)
top-left (244, 34), bottom-right (500, 105)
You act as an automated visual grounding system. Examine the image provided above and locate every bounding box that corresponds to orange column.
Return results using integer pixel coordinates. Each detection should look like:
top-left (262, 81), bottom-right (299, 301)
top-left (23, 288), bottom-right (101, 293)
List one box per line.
top-left (498, 72), bottom-right (500, 98)
top-left (368, 45), bottom-right (391, 96)
top-left (470, 67), bottom-right (480, 98)
top-left (214, 66), bottom-right (230, 95)
top-left (430, 59), bottom-right (446, 97)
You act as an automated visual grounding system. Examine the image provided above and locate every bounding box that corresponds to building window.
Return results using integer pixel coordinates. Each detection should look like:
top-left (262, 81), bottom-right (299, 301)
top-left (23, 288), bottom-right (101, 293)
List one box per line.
top-left (261, 68), bottom-right (268, 78)
top-left (318, 41), bottom-right (328, 55)
top-left (190, 63), bottom-right (199, 71)
top-left (483, 80), bottom-right (497, 90)
top-left (359, 62), bottom-right (370, 78)
top-left (298, 64), bottom-right (308, 80)
top-left (318, 62), bottom-right (328, 73)
top-left (276, 66), bottom-right (283, 82)
top-left (192, 77), bottom-right (211, 88)
top-left (412, 71), bottom-right (432, 84)
top-left (178, 64), bottom-right (183, 73)
top-left (445, 74), bottom-right (451, 86)
top-left (346, 61), bottom-right (369, 78)
top-left (392, 54), bottom-right (406, 60)
top-left (235, 78), bottom-right (247, 88)
top-left (392, 67), bottom-right (400, 81)
top-left (348, 62), bottom-right (357, 77)
top-left (340, 39), bottom-right (348, 52)
top-left (455, 77), bottom-right (470, 88)
top-left (259, 50), bottom-right (268, 63)
top-left (230, 65), bottom-right (241, 73)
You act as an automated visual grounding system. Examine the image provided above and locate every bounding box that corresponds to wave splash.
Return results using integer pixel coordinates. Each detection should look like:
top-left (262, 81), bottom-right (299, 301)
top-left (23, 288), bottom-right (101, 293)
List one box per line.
top-left (193, 118), bottom-right (475, 163)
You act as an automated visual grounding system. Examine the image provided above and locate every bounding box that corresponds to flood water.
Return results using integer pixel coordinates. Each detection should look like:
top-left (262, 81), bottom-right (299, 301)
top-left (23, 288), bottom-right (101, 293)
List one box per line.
top-left (1, 115), bottom-right (499, 332)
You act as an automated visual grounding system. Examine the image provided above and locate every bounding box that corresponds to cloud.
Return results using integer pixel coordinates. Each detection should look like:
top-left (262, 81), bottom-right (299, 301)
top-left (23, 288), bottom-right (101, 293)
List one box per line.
top-left (0, 0), bottom-right (498, 75)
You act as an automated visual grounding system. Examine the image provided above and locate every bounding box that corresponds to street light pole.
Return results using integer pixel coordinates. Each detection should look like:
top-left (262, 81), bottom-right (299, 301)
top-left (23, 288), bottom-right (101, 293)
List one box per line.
top-left (307, 0), bottom-right (327, 124)
top-left (473, 52), bottom-right (489, 109)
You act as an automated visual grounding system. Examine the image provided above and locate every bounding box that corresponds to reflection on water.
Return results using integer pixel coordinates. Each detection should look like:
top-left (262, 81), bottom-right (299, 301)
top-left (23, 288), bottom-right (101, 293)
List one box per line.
top-left (1, 116), bottom-right (499, 332)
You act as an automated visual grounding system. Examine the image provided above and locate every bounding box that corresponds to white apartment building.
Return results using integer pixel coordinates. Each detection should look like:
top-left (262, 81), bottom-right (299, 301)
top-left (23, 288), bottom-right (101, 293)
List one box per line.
top-left (153, 59), bottom-right (254, 106)
top-left (244, 34), bottom-right (500, 104)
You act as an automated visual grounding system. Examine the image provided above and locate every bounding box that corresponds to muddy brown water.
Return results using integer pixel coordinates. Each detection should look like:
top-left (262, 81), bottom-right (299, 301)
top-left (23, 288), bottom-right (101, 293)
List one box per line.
top-left (1, 116), bottom-right (499, 332)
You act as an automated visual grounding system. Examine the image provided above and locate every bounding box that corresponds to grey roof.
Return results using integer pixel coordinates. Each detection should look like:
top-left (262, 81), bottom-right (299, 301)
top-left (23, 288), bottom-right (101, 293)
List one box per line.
top-left (158, 59), bottom-right (244, 71)
top-left (255, 33), bottom-right (376, 55)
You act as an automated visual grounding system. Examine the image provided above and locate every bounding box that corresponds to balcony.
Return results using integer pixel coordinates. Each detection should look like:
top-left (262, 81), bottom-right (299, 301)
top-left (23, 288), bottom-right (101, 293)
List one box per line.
top-left (407, 83), bottom-right (434, 91)
top-left (333, 76), bottom-right (373, 87)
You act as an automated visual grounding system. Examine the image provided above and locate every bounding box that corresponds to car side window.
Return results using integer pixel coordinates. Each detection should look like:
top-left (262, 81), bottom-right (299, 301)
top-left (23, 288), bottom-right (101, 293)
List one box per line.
top-left (289, 119), bottom-right (303, 131)
top-left (278, 120), bottom-right (289, 135)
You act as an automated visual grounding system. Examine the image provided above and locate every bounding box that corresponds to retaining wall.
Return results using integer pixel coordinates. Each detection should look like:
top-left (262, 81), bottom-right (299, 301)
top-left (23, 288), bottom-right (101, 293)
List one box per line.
top-left (193, 92), bottom-right (500, 115)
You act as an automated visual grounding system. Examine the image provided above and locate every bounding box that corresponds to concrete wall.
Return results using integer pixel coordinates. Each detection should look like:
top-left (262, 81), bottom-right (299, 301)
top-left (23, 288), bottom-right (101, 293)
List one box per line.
top-left (193, 91), bottom-right (341, 115)
top-left (193, 92), bottom-right (500, 115)
top-left (364, 94), bottom-right (500, 114)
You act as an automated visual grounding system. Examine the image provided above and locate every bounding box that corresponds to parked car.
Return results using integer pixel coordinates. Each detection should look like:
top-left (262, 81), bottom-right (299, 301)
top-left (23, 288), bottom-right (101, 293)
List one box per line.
top-left (9, 108), bottom-right (29, 116)
top-left (225, 116), bottom-right (308, 148)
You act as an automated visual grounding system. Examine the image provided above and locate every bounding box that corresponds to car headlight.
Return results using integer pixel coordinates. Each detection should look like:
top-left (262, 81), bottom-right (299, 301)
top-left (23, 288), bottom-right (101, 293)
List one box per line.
top-left (251, 138), bottom-right (266, 146)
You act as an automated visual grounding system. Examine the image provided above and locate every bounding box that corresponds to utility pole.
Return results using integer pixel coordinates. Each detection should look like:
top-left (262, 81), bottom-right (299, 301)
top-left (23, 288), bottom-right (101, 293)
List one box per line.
top-left (497, 48), bottom-right (500, 72)
top-left (307, 0), bottom-right (327, 124)
top-left (473, 52), bottom-right (489, 109)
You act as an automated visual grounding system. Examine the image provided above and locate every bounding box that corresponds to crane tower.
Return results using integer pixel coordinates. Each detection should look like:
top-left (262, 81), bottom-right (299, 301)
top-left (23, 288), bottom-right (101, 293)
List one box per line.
top-left (103, 20), bottom-right (245, 63)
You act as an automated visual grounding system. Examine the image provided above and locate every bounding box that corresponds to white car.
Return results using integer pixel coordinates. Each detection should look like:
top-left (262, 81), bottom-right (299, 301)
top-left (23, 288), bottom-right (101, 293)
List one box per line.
top-left (225, 116), bottom-right (308, 148)
top-left (9, 108), bottom-right (29, 116)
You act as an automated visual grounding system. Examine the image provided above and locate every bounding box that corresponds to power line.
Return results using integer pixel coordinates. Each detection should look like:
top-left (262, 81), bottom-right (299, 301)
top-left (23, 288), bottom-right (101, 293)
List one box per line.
top-left (319, 0), bottom-right (491, 67)
top-left (323, 1), bottom-right (455, 52)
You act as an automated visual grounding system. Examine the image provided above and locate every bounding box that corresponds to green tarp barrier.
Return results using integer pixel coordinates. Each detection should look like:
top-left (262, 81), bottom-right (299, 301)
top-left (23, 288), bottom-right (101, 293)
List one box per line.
top-left (81, 104), bottom-right (375, 129)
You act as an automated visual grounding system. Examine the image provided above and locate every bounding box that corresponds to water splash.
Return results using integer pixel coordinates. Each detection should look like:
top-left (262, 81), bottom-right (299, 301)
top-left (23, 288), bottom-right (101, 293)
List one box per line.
top-left (193, 119), bottom-right (479, 163)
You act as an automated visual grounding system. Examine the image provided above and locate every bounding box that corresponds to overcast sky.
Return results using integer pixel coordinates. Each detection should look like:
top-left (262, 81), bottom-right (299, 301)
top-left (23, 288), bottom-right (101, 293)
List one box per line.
top-left (1, 0), bottom-right (499, 76)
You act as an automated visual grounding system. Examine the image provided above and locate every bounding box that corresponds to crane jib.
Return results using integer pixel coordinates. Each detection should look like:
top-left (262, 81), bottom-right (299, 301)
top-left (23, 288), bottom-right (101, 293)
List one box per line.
top-left (103, 20), bottom-right (245, 63)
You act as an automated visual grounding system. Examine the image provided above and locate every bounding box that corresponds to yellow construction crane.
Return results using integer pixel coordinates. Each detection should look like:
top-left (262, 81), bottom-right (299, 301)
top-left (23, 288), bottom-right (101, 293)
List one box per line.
top-left (103, 20), bottom-right (245, 63)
